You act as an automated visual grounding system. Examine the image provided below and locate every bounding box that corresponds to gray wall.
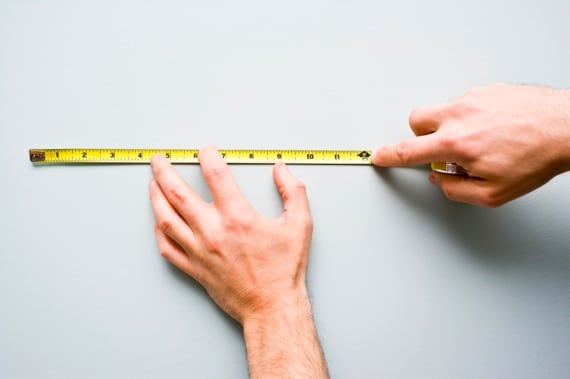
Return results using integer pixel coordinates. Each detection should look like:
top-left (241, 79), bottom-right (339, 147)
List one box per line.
top-left (1, 1), bottom-right (569, 378)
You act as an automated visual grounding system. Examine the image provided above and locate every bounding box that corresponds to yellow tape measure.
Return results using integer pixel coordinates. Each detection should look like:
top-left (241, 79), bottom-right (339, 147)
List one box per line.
top-left (29, 148), bottom-right (464, 174)
top-left (29, 148), bottom-right (374, 165)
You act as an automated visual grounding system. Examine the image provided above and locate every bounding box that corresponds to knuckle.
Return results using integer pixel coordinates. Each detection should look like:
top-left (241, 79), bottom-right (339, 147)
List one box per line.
top-left (408, 107), bottom-right (425, 128)
top-left (446, 98), bottom-right (476, 119)
top-left (395, 141), bottom-right (413, 165)
top-left (157, 217), bottom-right (175, 234)
top-left (166, 186), bottom-right (187, 209)
top-left (202, 230), bottom-right (224, 252)
top-left (236, 211), bottom-right (256, 229)
top-left (485, 200), bottom-right (503, 208)
top-left (205, 165), bottom-right (228, 182)
top-left (437, 133), bottom-right (457, 151)
top-left (441, 185), bottom-right (458, 202)
top-left (282, 179), bottom-right (309, 203)
top-left (480, 190), bottom-right (505, 208)
top-left (292, 180), bottom-right (308, 195)
top-left (283, 174), bottom-right (307, 192)
top-left (225, 214), bottom-right (254, 236)
top-left (304, 216), bottom-right (314, 233)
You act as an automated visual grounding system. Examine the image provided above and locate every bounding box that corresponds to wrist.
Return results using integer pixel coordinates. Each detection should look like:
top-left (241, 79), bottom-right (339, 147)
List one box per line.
top-left (553, 89), bottom-right (570, 172)
top-left (242, 286), bottom-right (312, 329)
top-left (561, 89), bottom-right (570, 171)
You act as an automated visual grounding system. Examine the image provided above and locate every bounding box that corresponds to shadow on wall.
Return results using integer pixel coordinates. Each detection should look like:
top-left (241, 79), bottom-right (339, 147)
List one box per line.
top-left (373, 166), bottom-right (570, 274)
top-left (166, 262), bottom-right (243, 335)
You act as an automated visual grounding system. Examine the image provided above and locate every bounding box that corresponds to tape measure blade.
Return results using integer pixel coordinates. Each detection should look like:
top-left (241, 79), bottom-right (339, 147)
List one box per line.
top-left (29, 148), bottom-right (374, 165)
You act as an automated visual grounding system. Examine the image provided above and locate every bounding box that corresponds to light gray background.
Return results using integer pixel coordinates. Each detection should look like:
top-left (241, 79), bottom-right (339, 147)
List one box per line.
top-left (1, 1), bottom-right (569, 378)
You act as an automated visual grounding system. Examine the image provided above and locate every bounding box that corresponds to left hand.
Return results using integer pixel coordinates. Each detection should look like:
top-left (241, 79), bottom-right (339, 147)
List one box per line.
top-left (149, 145), bottom-right (314, 324)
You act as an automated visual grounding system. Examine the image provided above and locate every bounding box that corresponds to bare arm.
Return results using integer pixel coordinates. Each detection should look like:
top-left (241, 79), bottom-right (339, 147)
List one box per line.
top-left (243, 289), bottom-right (328, 378)
top-left (149, 146), bottom-right (328, 378)
top-left (372, 84), bottom-right (570, 207)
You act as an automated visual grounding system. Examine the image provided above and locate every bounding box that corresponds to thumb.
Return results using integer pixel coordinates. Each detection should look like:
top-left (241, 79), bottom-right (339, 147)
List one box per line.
top-left (372, 133), bottom-right (446, 167)
top-left (272, 162), bottom-right (311, 222)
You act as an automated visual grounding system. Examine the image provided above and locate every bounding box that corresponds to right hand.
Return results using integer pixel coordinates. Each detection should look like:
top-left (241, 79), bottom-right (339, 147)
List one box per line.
top-left (372, 84), bottom-right (570, 207)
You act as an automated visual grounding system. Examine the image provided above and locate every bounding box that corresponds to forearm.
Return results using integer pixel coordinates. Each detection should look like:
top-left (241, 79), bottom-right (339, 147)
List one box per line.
top-left (243, 289), bottom-right (329, 379)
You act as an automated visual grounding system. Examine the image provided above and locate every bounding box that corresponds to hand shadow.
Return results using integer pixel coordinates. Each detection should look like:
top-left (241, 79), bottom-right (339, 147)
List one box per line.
top-left (165, 262), bottom-right (242, 336)
top-left (373, 166), bottom-right (570, 277)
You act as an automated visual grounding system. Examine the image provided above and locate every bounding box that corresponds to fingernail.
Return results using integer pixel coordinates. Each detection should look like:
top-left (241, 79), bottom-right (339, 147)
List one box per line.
top-left (429, 172), bottom-right (440, 185)
top-left (371, 147), bottom-right (384, 165)
top-left (151, 153), bottom-right (162, 165)
top-left (370, 150), bottom-right (378, 163)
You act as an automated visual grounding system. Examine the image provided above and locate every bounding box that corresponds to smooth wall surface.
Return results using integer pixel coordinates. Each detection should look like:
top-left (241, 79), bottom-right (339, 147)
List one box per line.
top-left (1, 1), bottom-right (569, 378)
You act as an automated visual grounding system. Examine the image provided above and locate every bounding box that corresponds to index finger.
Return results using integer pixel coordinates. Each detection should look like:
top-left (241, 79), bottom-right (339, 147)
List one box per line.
top-left (151, 153), bottom-right (208, 225)
top-left (372, 133), bottom-right (458, 167)
top-left (198, 145), bottom-right (251, 213)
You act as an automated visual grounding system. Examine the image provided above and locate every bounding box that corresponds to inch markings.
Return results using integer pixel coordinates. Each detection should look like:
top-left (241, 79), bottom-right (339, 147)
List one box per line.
top-left (29, 148), bottom-right (374, 165)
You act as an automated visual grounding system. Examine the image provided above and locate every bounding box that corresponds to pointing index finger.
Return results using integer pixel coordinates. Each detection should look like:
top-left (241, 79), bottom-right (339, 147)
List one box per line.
top-left (372, 133), bottom-right (455, 167)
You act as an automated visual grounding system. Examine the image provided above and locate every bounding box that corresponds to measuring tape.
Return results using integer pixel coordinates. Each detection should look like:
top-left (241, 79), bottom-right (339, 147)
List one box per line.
top-left (430, 161), bottom-right (466, 175)
top-left (29, 148), bottom-right (464, 173)
top-left (29, 148), bottom-right (373, 165)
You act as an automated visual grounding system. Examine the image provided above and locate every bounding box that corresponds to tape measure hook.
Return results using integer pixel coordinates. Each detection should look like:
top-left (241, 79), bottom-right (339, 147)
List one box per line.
top-left (29, 149), bottom-right (46, 162)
